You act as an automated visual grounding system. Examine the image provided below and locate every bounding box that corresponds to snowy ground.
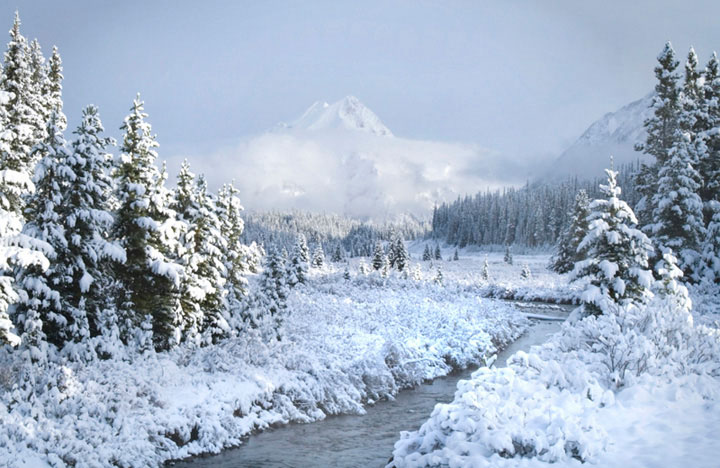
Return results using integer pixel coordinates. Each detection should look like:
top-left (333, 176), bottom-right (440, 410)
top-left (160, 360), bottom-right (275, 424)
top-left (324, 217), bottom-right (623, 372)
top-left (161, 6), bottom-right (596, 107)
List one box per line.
top-left (390, 249), bottom-right (720, 468)
top-left (1, 249), bottom-right (541, 468)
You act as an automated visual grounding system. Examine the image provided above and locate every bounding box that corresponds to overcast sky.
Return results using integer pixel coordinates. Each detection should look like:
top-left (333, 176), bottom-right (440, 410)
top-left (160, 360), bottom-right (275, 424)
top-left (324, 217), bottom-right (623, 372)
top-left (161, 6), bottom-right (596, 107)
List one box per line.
top-left (4, 0), bottom-right (720, 168)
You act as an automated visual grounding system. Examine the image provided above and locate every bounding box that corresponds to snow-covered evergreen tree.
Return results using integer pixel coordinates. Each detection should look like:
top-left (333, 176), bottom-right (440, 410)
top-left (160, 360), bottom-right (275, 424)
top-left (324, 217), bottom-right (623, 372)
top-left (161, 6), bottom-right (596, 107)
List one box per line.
top-left (453, 248), bottom-right (459, 261)
top-left (253, 248), bottom-right (289, 340)
top-left (216, 181), bottom-right (249, 330)
top-left (550, 190), bottom-right (591, 273)
top-left (422, 244), bottom-right (431, 261)
top-left (0, 13), bottom-right (44, 175)
top-left (311, 244), bottom-right (325, 268)
top-left (648, 128), bottom-right (705, 274)
top-left (504, 245), bottom-right (513, 265)
top-left (482, 256), bottom-right (490, 280)
top-left (520, 263), bottom-right (531, 280)
top-left (390, 235), bottom-right (408, 271)
top-left (570, 168), bottom-right (655, 315)
top-left (434, 266), bottom-right (443, 285)
top-left (700, 200), bottom-right (720, 283)
top-left (45, 46), bottom-right (65, 130)
top-left (372, 241), bottom-right (384, 270)
top-left (331, 244), bottom-right (344, 262)
top-left (288, 234), bottom-right (308, 286)
top-left (636, 42), bottom-right (682, 226)
top-left (434, 243), bottom-right (441, 261)
top-left (112, 96), bottom-right (183, 350)
top-left (699, 52), bottom-right (720, 212)
top-left (11, 112), bottom-right (66, 358)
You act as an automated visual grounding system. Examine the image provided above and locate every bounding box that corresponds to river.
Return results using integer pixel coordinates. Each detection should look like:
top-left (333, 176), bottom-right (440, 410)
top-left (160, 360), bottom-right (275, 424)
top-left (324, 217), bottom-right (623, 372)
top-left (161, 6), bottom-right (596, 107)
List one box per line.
top-left (170, 303), bottom-right (569, 468)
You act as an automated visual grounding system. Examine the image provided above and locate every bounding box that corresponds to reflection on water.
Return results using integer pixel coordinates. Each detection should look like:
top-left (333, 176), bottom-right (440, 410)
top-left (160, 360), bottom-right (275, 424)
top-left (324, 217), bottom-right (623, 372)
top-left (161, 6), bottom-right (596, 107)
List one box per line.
top-left (171, 309), bottom-right (567, 468)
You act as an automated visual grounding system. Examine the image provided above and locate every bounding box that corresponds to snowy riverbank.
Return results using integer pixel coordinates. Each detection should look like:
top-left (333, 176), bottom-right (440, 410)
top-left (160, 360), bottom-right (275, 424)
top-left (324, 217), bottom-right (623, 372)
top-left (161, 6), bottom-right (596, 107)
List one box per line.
top-left (1, 265), bottom-right (529, 467)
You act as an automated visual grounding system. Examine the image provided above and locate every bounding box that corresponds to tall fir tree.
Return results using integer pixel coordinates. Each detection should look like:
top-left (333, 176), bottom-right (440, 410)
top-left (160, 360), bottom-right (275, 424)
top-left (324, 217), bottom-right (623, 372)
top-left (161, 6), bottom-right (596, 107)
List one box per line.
top-left (64, 106), bottom-right (125, 344)
top-left (550, 189), bottom-right (591, 273)
top-left (253, 248), bottom-right (289, 340)
top-left (635, 42), bottom-right (682, 226)
top-left (372, 241), bottom-right (384, 270)
top-left (112, 96), bottom-right (182, 350)
top-left (570, 167), bottom-right (655, 315)
top-left (12, 112), bottom-right (67, 358)
top-left (288, 234), bottom-right (309, 286)
top-left (699, 52), bottom-right (720, 215)
top-left (45, 46), bottom-right (66, 131)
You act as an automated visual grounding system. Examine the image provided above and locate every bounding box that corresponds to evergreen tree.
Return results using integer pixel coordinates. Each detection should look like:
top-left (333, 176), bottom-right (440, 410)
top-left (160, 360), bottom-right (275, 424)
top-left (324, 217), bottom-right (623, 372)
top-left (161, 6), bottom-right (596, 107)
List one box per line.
top-left (422, 244), bottom-right (431, 261)
top-left (698, 52), bottom-right (720, 219)
top-left (358, 259), bottom-right (369, 275)
top-left (372, 241), bottom-right (384, 270)
top-left (45, 46), bottom-right (65, 130)
top-left (482, 256), bottom-right (490, 280)
top-left (570, 168), bottom-right (655, 315)
top-left (453, 248), bottom-right (459, 261)
top-left (311, 244), bottom-right (325, 268)
top-left (254, 248), bottom-right (289, 340)
top-left (636, 42), bottom-right (682, 226)
top-left (1, 13), bottom-right (44, 174)
top-left (391, 235), bottom-right (409, 271)
top-left (64, 106), bottom-right (125, 344)
top-left (550, 190), bottom-right (591, 273)
top-left (434, 243), bottom-right (441, 260)
top-left (296, 233), bottom-right (310, 263)
top-left (216, 181), bottom-right (249, 329)
top-left (331, 244), bottom-right (344, 262)
top-left (434, 266), bottom-right (443, 285)
top-left (343, 265), bottom-right (351, 281)
top-left (112, 96), bottom-right (183, 351)
top-left (521, 263), bottom-right (531, 279)
top-left (700, 200), bottom-right (720, 283)
top-left (12, 112), bottom-right (67, 357)
top-left (288, 235), bottom-right (308, 286)
top-left (648, 128), bottom-right (705, 274)
top-left (504, 245), bottom-right (513, 265)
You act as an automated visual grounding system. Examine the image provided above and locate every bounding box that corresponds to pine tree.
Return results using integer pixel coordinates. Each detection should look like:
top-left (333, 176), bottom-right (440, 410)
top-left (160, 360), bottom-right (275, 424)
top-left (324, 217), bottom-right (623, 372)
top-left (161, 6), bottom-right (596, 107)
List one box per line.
top-left (453, 248), bottom-right (459, 261)
top-left (700, 200), bottom-right (720, 283)
top-left (422, 244), bottom-right (431, 261)
top-left (331, 244), bottom-right (344, 262)
top-left (570, 168), bottom-right (655, 315)
top-left (504, 245), bottom-right (513, 265)
top-left (45, 46), bottom-right (65, 130)
top-left (0, 13), bottom-right (44, 174)
top-left (648, 128), bottom-right (705, 274)
top-left (296, 233), bottom-right (310, 263)
top-left (311, 244), bottom-right (325, 268)
top-left (698, 52), bottom-right (720, 220)
top-left (550, 190), bottom-right (591, 273)
top-left (482, 256), bottom-right (490, 280)
top-left (288, 235), bottom-right (309, 286)
top-left (12, 112), bottom-right (67, 357)
top-left (254, 248), bottom-right (289, 340)
top-left (64, 106), bottom-right (125, 344)
top-left (434, 243), bottom-right (441, 260)
top-left (216, 181), bottom-right (249, 330)
top-left (391, 235), bottom-right (408, 271)
top-left (636, 42), bottom-right (682, 226)
top-left (112, 96), bottom-right (183, 350)
top-left (434, 266), bottom-right (443, 285)
top-left (372, 241), bottom-right (384, 270)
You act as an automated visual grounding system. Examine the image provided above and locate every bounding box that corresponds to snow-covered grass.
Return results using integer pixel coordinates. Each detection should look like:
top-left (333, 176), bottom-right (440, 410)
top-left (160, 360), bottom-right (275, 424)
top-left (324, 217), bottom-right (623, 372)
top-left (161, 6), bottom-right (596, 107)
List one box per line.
top-left (0, 260), bottom-right (529, 467)
top-left (389, 289), bottom-right (720, 467)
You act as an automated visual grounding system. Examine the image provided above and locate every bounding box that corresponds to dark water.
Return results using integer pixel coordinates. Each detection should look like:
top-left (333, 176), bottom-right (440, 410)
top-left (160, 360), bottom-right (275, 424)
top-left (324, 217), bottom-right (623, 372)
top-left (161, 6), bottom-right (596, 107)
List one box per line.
top-left (171, 307), bottom-right (568, 468)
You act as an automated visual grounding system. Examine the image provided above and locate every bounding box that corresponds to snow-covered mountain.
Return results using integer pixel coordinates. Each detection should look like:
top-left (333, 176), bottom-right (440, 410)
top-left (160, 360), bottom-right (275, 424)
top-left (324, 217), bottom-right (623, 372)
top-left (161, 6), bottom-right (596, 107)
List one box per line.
top-left (182, 96), bottom-right (531, 219)
top-left (547, 93), bottom-right (655, 180)
top-left (275, 96), bottom-right (393, 137)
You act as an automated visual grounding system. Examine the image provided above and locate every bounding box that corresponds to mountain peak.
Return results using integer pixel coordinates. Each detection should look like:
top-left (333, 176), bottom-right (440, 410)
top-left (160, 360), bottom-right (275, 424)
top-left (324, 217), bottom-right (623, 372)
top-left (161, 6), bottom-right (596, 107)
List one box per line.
top-left (278, 96), bottom-right (393, 137)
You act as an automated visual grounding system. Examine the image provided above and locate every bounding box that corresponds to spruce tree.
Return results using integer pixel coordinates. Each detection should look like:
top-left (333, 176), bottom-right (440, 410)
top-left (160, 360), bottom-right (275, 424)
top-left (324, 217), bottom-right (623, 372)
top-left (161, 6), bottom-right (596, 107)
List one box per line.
top-left (13, 112), bottom-right (67, 356)
top-left (64, 106), bottom-right (125, 343)
top-left (422, 244), bottom-right (431, 261)
top-left (45, 46), bottom-right (65, 130)
top-left (434, 243), bottom-right (441, 260)
top-left (482, 256), bottom-right (490, 280)
top-left (331, 244), bottom-right (343, 262)
top-left (392, 235), bottom-right (408, 271)
top-left (216, 181), bottom-right (249, 330)
top-left (296, 233), bottom-right (310, 263)
top-left (254, 248), bottom-right (289, 340)
top-left (312, 244), bottom-right (325, 268)
top-left (112, 96), bottom-right (182, 350)
top-left (372, 241), bottom-right (384, 270)
top-left (636, 42), bottom-right (682, 226)
top-left (699, 52), bottom-right (720, 215)
top-left (1, 13), bottom-right (43, 174)
top-left (700, 200), bottom-right (720, 283)
top-left (570, 168), bottom-right (655, 315)
top-left (504, 245), bottom-right (513, 265)
top-left (453, 248), bottom-right (459, 261)
top-left (288, 235), bottom-right (308, 286)
top-left (550, 190), bottom-right (590, 273)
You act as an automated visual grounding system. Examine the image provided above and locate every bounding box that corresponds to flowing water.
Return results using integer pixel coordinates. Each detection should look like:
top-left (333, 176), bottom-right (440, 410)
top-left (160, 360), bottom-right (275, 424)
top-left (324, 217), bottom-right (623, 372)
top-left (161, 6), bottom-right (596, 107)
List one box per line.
top-left (171, 304), bottom-right (569, 468)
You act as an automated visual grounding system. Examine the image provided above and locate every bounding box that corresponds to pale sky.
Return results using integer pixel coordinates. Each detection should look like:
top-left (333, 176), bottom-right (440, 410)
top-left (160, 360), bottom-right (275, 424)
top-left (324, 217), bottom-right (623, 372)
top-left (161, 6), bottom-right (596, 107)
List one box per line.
top-left (4, 0), bottom-right (720, 176)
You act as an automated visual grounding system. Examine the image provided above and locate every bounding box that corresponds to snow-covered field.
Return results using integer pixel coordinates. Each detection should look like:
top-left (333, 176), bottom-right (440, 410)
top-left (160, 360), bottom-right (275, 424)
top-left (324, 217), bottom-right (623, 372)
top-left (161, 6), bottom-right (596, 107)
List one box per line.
top-left (0, 252), bottom-right (534, 468)
top-left (390, 258), bottom-right (720, 467)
